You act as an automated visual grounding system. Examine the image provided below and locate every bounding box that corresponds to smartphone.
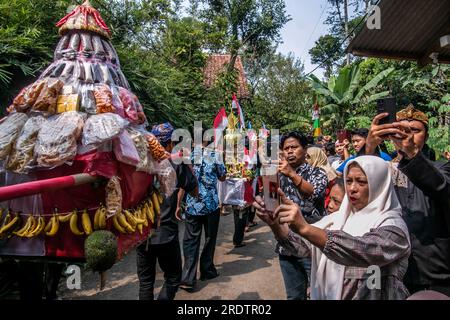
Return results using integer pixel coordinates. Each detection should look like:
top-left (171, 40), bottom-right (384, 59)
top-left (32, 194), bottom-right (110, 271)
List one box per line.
top-left (261, 164), bottom-right (280, 213)
top-left (377, 97), bottom-right (397, 125)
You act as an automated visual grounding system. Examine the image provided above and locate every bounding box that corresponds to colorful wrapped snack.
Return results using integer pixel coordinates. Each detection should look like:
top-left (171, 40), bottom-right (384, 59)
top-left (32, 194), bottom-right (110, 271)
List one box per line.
top-left (113, 130), bottom-right (140, 166)
top-left (118, 87), bottom-right (146, 124)
top-left (93, 84), bottom-right (115, 114)
top-left (32, 78), bottom-right (65, 114)
top-left (146, 133), bottom-right (168, 162)
top-left (80, 84), bottom-right (97, 114)
top-left (155, 159), bottom-right (177, 197)
top-left (12, 79), bottom-right (47, 113)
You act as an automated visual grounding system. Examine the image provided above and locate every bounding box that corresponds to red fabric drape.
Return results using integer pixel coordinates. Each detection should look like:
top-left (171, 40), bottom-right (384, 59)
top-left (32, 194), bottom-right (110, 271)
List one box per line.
top-left (33, 151), bottom-right (153, 260)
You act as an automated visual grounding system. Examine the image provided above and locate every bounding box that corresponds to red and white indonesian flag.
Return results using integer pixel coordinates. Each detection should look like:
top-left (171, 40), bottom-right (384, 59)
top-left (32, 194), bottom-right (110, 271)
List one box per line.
top-left (214, 107), bottom-right (228, 147)
top-left (232, 94), bottom-right (245, 129)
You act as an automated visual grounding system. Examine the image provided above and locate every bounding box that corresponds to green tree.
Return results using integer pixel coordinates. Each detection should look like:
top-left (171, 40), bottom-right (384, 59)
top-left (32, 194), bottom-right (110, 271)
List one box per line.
top-left (191, 0), bottom-right (290, 71)
top-left (0, 0), bottom-right (73, 106)
top-left (309, 34), bottom-right (342, 79)
top-left (309, 64), bottom-right (394, 130)
top-left (248, 53), bottom-right (312, 130)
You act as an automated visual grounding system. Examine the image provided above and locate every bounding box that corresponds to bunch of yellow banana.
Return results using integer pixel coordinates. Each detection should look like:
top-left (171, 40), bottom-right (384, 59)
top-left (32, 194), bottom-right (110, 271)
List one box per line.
top-left (151, 192), bottom-right (161, 216)
top-left (44, 209), bottom-right (73, 237)
top-left (93, 206), bottom-right (107, 230)
top-left (142, 199), bottom-right (156, 225)
top-left (81, 209), bottom-right (93, 235)
top-left (45, 214), bottom-right (60, 237)
top-left (13, 214), bottom-right (46, 238)
top-left (69, 210), bottom-right (84, 236)
top-left (109, 194), bottom-right (163, 235)
top-left (0, 209), bottom-right (21, 238)
top-left (112, 210), bottom-right (134, 234)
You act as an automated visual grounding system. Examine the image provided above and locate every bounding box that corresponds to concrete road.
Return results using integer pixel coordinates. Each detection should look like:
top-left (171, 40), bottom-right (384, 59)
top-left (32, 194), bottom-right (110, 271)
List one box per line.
top-left (60, 214), bottom-right (286, 300)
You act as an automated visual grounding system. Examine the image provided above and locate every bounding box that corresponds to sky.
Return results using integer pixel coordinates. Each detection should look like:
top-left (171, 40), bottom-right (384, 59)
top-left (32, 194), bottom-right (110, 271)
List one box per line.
top-left (180, 0), bottom-right (331, 78)
top-left (278, 0), bottom-right (330, 79)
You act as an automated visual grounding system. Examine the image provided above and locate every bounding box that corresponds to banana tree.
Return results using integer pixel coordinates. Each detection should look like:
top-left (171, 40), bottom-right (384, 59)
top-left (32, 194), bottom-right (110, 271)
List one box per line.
top-left (281, 113), bottom-right (311, 132)
top-left (309, 64), bottom-right (394, 129)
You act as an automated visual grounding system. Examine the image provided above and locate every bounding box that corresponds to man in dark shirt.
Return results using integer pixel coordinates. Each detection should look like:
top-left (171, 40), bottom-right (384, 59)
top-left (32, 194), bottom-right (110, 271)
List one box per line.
top-left (365, 105), bottom-right (450, 297)
top-left (136, 123), bottom-right (198, 300)
top-left (276, 131), bottom-right (328, 300)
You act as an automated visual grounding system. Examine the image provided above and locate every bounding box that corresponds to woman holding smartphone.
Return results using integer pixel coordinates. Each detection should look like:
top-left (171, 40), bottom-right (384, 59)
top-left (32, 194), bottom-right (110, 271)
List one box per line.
top-left (254, 156), bottom-right (411, 300)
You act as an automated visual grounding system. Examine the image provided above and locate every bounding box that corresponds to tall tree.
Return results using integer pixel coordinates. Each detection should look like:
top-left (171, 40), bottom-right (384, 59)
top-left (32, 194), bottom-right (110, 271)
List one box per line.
top-left (309, 34), bottom-right (342, 79)
top-left (191, 0), bottom-right (290, 72)
top-left (248, 53), bottom-right (312, 130)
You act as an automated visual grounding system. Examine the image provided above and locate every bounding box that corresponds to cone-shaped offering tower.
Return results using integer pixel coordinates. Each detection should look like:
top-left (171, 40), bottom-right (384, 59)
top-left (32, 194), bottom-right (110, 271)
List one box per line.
top-left (0, 1), bottom-right (171, 265)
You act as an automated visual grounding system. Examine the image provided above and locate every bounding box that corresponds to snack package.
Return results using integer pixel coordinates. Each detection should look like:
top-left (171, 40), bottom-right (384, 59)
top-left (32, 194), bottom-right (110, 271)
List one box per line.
top-left (80, 84), bottom-right (97, 114)
top-left (11, 86), bottom-right (31, 113)
top-left (111, 86), bottom-right (125, 118)
top-left (118, 87), bottom-right (145, 124)
top-left (127, 128), bottom-right (156, 173)
top-left (82, 113), bottom-right (128, 146)
top-left (0, 113), bottom-right (29, 160)
top-left (218, 178), bottom-right (246, 207)
top-left (146, 133), bottom-right (168, 162)
top-left (155, 159), bottom-right (177, 197)
top-left (113, 130), bottom-right (140, 166)
top-left (32, 78), bottom-right (64, 114)
top-left (35, 111), bottom-right (86, 168)
top-left (93, 84), bottom-right (115, 114)
top-left (6, 116), bottom-right (46, 173)
top-left (56, 93), bottom-right (80, 113)
top-left (105, 176), bottom-right (122, 218)
top-left (12, 80), bottom-right (47, 112)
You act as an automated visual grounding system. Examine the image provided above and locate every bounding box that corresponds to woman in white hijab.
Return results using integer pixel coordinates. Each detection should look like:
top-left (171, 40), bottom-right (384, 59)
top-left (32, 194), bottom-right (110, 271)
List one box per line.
top-left (254, 156), bottom-right (411, 300)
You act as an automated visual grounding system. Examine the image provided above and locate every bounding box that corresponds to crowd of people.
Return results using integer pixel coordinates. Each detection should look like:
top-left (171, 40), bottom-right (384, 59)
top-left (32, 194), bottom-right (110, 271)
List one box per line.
top-left (254, 104), bottom-right (450, 300)
top-left (132, 102), bottom-right (449, 301)
top-left (1, 104), bottom-right (448, 301)
top-left (136, 103), bottom-right (449, 301)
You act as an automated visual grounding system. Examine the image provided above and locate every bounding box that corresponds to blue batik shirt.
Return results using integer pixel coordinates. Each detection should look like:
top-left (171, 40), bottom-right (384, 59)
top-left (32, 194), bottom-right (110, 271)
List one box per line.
top-left (186, 149), bottom-right (227, 216)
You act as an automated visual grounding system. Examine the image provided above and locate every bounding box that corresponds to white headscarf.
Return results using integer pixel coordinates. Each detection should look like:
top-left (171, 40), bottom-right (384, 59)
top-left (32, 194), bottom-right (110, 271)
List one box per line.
top-left (309, 156), bottom-right (409, 300)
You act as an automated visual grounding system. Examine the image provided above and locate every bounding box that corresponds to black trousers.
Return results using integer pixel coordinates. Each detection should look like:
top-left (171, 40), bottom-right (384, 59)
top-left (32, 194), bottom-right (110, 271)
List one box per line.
top-left (247, 206), bottom-right (256, 224)
top-left (233, 208), bottom-right (249, 245)
top-left (16, 261), bottom-right (65, 301)
top-left (181, 210), bottom-right (220, 285)
top-left (136, 237), bottom-right (182, 300)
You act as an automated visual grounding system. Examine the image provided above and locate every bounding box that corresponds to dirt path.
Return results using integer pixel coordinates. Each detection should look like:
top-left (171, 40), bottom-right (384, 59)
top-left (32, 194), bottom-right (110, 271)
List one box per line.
top-left (60, 214), bottom-right (286, 300)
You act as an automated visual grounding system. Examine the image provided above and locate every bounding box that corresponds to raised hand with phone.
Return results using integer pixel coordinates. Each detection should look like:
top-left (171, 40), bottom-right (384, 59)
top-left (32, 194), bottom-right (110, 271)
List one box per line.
top-left (366, 101), bottom-right (426, 160)
top-left (253, 188), bottom-right (327, 249)
top-left (267, 132), bottom-right (328, 222)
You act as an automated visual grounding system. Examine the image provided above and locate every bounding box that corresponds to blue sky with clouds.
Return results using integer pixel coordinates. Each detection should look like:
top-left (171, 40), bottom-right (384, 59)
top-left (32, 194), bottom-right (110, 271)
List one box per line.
top-left (278, 0), bottom-right (329, 78)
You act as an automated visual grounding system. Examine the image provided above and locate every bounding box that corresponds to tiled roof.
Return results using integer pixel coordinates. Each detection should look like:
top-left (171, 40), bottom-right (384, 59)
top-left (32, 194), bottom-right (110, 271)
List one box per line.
top-left (203, 54), bottom-right (250, 98)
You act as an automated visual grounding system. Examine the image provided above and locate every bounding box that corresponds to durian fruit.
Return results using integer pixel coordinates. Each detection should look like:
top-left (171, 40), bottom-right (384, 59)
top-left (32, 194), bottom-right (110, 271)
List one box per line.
top-left (84, 230), bottom-right (118, 290)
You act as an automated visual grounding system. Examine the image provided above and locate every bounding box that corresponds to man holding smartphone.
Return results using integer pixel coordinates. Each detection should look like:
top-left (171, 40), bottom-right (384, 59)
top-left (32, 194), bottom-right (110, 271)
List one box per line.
top-left (365, 104), bottom-right (450, 297)
top-left (275, 131), bottom-right (328, 300)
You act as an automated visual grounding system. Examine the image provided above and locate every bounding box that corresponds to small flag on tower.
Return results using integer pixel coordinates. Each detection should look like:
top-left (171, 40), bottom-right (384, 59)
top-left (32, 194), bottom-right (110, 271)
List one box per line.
top-left (231, 94), bottom-right (245, 129)
top-left (312, 103), bottom-right (322, 138)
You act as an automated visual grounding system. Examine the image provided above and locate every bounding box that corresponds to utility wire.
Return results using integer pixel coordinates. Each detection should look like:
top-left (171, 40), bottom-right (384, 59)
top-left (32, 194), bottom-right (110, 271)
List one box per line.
top-left (300, 1), bottom-right (329, 60)
top-left (304, 0), bottom-right (381, 77)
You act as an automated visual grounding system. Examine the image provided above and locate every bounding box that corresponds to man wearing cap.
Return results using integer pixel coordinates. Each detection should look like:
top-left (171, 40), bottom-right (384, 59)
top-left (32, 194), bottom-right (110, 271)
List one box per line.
top-left (136, 122), bottom-right (198, 300)
top-left (365, 104), bottom-right (450, 297)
